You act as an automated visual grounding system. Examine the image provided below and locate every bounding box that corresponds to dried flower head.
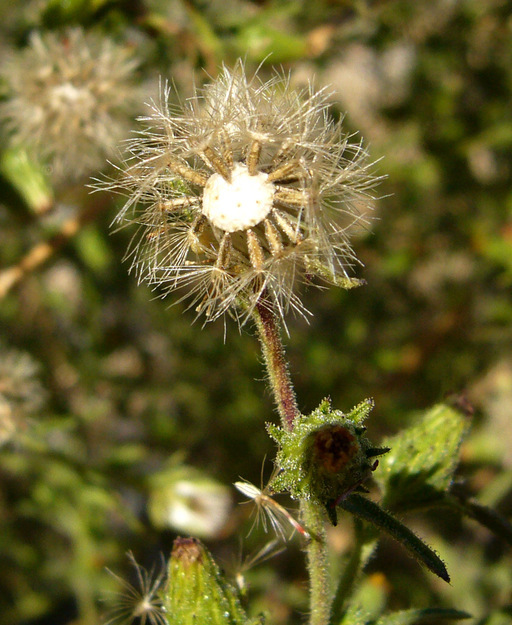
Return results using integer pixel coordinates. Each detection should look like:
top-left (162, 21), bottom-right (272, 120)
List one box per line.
top-left (103, 60), bottom-right (378, 324)
top-left (0, 28), bottom-right (139, 180)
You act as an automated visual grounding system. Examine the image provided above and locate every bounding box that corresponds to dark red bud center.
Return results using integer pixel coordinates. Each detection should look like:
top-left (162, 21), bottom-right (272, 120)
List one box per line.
top-left (313, 425), bottom-right (358, 473)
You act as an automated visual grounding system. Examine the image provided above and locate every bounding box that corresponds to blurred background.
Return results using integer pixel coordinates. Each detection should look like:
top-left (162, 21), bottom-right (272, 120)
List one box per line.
top-left (0, 1), bottom-right (511, 624)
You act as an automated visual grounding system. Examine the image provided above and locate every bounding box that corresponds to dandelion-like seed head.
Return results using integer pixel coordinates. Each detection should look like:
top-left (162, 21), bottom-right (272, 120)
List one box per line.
top-left (104, 60), bottom-right (378, 325)
top-left (0, 28), bottom-right (139, 180)
top-left (105, 553), bottom-right (168, 625)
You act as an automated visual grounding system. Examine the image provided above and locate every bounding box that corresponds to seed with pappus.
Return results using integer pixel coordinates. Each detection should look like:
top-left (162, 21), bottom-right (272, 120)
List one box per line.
top-left (105, 553), bottom-right (167, 625)
top-left (102, 61), bottom-right (379, 324)
top-left (0, 28), bottom-right (139, 180)
top-left (235, 478), bottom-right (310, 540)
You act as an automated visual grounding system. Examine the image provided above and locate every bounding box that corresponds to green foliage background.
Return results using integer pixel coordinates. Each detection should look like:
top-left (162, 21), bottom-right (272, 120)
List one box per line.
top-left (0, 1), bottom-right (511, 624)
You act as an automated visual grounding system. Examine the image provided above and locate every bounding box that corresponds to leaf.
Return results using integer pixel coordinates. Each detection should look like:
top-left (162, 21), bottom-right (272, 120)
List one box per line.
top-left (372, 607), bottom-right (471, 625)
top-left (338, 494), bottom-right (450, 582)
top-left (337, 604), bottom-right (372, 625)
top-left (330, 522), bottom-right (366, 624)
top-left (304, 257), bottom-right (367, 290)
top-left (184, 3), bottom-right (224, 66)
top-left (42, 0), bottom-right (111, 23)
top-left (229, 2), bottom-right (307, 63)
top-left (340, 606), bottom-right (470, 625)
top-left (376, 404), bottom-right (470, 511)
top-left (0, 147), bottom-right (53, 214)
top-left (448, 494), bottom-right (512, 547)
top-left (474, 607), bottom-right (512, 625)
top-left (75, 225), bottom-right (113, 274)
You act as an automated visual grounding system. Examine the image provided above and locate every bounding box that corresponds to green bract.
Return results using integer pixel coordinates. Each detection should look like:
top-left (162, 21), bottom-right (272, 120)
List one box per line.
top-left (267, 398), bottom-right (388, 524)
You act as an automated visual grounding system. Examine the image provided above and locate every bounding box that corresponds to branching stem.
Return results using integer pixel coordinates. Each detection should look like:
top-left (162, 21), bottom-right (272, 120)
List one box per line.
top-left (0, 199), bottom-right (107, 300)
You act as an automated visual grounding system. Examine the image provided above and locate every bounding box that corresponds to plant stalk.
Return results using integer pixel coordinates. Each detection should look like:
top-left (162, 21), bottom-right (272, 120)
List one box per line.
top-left (252, 299), bottom-right (299, 431)
top-left (252, 298), bottom-right (332, 625)
top-left (301, 499), bottom-right (332, 625)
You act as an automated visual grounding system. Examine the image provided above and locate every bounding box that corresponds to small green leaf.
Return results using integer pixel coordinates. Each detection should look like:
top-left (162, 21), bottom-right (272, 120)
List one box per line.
top-left (233, 23), bottom-right (308, 63)
top-left (338, 494), bottom-right (450, 582)
top-left (377, 404), bottom-right (470, 510)
top-left (448, 494), bottom-right (512, 547)
top-left (184, 3), bottom-right (224, 65)
top-left (373, 607), bottom-right (471, 625)
top-left (330, 519), bottom-right (380, 625)
top-left (475, 608), bottom-right (512, 625)
top-left (337, 604), bottom-right (372, 625)
top-left (42, 0), bottom-right (111, 23)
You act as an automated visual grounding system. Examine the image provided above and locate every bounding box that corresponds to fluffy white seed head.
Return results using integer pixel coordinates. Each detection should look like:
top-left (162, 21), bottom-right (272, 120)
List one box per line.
top-left (99, 60), bottom-right (379, 325)
top-left (0, 28), bottom-right (139, 180)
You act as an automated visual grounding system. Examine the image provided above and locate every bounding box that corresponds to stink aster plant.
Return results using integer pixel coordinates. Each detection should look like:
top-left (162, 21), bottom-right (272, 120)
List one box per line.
top-left (100, 61), bottom-right (472, 625)
top-left (104, 61), bottom-right (378, 324)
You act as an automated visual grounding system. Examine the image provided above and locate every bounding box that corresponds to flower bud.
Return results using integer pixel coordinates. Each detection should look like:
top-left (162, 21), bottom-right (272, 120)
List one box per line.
top-left (165, 537), bottom-right (259, 625)
top-left (267, 398), bottom-right (388, 524)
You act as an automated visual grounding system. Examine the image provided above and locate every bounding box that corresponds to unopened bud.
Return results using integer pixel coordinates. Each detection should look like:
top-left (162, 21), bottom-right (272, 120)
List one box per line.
top-left (165, 537), bottom-right (260, 625)
top-left (267, 398), bottom-right (389, 525)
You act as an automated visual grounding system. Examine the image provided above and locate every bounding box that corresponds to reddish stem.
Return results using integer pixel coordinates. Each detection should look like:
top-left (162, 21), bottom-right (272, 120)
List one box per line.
top-left (253, 299), bottom-right (299, 431)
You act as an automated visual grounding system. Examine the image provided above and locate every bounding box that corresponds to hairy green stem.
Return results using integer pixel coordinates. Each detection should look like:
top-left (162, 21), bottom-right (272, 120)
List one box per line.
top-left (252, 299), bottom-right (332, 625)
top-left (301, 500), bottom-right (332, 625)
